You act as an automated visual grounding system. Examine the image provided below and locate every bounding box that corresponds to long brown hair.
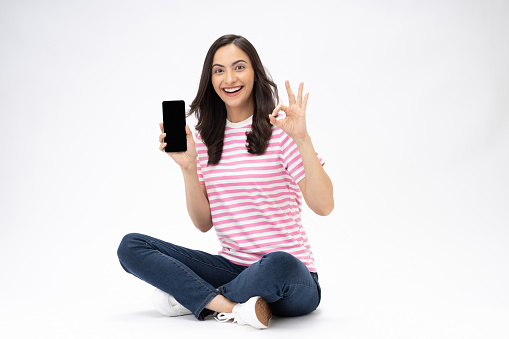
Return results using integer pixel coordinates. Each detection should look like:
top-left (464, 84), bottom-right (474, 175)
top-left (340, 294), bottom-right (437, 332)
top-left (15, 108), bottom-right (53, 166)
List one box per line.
top-left (188, 34), bottom-right (279, 165)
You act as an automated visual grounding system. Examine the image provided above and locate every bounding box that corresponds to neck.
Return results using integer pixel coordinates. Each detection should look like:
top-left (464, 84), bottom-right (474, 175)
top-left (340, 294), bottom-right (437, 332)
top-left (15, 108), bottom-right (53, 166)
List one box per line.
top-left (226, 98), bottom-right (255, 123)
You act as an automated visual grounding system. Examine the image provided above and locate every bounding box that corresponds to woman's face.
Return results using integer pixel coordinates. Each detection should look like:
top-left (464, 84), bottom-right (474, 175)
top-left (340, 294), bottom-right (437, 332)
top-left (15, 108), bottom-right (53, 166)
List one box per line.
top-left (211, 44), bottom-right (255, 114)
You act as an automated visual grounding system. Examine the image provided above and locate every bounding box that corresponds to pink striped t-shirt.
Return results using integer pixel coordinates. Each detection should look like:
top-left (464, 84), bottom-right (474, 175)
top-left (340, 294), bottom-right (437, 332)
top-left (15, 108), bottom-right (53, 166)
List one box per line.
top-left (195, 115), bottom-right (324, 272)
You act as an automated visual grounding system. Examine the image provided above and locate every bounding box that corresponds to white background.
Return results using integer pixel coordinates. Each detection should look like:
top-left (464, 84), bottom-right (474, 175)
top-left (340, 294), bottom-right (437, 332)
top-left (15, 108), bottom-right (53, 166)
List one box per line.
top-left (1, 0), bottom-right (508, 338)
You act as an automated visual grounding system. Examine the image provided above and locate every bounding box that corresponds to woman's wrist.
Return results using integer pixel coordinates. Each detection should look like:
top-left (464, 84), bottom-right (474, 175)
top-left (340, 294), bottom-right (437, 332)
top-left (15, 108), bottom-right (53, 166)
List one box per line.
top-left (294, 132), bottom-right (311, 148)
top-left (180, 162), bottom-right (198, 175)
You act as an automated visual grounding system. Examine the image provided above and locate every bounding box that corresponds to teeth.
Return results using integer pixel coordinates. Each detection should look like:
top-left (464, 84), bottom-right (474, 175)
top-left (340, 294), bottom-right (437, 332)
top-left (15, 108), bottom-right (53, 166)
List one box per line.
top-left (224, 87), bottom-right (242, 93)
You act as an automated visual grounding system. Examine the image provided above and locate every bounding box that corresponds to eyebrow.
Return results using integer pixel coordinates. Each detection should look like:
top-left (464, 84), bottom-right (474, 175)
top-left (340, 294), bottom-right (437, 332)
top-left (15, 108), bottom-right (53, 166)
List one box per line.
top-left (212, 59), bottom-right (248, 68)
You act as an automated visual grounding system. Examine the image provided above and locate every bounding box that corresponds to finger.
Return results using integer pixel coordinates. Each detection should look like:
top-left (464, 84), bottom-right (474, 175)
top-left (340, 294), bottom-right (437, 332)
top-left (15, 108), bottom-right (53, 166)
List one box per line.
top-left (159, 122), bottom-right (163, 133)
top-left (271, 104), bottom-right (288, 117)
top-left (185, 125), bottom-right (195, 145)
top-left (297, 82), bottom-right (303, 106)
top-left (159, 132), bottom-right (166, 143)
top-left (271, 104), bottom-right (282, 117)
top-left (160, 142), bottom-right (167, 152)
top-left (302, 92), bottom-right (309, 111)
top-left (285, 80), bottom-right (296, 104)
top-left (268, 114), bottom-right (282, 128)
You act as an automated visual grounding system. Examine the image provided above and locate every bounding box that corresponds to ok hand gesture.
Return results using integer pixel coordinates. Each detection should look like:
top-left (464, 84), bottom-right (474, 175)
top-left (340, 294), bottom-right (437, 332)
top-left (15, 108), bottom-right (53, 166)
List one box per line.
top-left (269, 80), bottom-right (309, 143)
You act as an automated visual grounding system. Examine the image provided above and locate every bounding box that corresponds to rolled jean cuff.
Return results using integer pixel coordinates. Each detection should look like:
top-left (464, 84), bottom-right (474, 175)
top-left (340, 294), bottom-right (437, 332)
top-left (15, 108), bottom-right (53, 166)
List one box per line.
top-left (217, 285), bottom-right (226, 297)
top-left (195, 290), bottom-right (219, 320)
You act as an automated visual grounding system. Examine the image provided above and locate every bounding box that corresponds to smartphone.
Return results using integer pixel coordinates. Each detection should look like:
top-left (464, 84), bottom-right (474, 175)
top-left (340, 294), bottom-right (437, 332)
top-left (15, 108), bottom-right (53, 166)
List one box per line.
top-left (162, 100), bottom-right (187, 153)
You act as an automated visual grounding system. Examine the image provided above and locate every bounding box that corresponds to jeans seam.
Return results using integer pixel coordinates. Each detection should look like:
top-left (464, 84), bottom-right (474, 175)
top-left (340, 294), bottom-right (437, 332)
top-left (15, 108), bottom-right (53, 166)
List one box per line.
top-left (153, 250), bottom-right (216, 294)
top-left (197, 291), bottom-right (219, 319)
top-left (152, 250), bottom-right (219, 318)
top-left (146, 239), bottom-right (240, 276)
top-left (139, 238), bottom-right (220, 319)
top-left (162, 253), bottom-right (219, 318)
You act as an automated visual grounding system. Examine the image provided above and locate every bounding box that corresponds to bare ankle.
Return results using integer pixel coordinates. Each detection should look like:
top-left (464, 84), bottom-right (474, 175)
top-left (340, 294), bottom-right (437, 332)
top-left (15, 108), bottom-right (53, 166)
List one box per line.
top-left (205, 294), bottom-right (236, 313)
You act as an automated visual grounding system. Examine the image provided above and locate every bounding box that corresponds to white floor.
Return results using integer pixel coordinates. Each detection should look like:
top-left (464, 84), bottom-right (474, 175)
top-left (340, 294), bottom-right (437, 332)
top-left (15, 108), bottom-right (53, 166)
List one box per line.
top-left (2, 278), bottom-right (508, 339)
top-left (1, 226), bottom-right (508, 339)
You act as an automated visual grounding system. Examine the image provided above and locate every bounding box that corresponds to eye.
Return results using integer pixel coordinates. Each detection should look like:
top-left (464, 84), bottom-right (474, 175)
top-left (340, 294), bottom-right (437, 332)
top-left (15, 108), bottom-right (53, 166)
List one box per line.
top-left (235, 65), bottom-right (245, 70)
top-left (213, 68), bottom-right (223, 74)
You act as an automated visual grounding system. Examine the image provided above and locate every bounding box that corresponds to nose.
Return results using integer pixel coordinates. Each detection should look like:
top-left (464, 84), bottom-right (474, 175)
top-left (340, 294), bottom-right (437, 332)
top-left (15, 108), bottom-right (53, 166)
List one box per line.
top-left (225, 69), bottom-right (237, 84)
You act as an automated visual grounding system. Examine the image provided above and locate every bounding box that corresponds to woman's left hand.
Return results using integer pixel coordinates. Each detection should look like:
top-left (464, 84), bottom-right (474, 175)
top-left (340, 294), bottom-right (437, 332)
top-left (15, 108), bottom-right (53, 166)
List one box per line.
top-left (269, 80), bottom-right (309, 143)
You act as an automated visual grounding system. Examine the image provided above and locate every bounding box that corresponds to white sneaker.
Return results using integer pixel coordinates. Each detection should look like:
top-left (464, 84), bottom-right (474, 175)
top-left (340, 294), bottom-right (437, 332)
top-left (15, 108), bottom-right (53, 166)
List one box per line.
top-left (152, 288), bottom-right (192, 316)
top-left (216, 296), bottom-right (271, 329)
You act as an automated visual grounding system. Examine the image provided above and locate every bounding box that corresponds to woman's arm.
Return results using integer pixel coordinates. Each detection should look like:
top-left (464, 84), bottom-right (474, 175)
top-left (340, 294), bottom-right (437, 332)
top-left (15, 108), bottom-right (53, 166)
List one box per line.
top-left (295, 133), bottom-right (334, 216)
top-left (269, 81), bottom-right (334, 216)
top-left (181, 166), bottom-right (213, 232)
top-left (159, 123), bottom-right (213, 232)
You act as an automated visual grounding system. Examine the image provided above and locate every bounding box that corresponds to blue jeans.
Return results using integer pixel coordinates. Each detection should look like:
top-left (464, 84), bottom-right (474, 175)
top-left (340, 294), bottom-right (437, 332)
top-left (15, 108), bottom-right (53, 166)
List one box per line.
top-left (117, 233), bottom-right (321, 320)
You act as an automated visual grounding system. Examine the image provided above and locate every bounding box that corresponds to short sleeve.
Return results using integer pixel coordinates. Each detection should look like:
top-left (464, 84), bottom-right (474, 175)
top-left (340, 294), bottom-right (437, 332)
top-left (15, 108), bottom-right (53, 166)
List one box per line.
top-left (279, 129), bottom-right (325, 184)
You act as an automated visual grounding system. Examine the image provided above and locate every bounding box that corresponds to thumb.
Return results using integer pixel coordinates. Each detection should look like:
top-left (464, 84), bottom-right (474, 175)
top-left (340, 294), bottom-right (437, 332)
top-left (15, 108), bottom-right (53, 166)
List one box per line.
top-left (185, 125), bottom-right (195, 145)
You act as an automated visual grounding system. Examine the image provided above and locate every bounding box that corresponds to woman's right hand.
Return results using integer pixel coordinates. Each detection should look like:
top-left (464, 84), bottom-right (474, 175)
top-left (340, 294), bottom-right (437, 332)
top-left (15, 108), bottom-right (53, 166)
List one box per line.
top-left (159, 123), bottom-right (198, 170)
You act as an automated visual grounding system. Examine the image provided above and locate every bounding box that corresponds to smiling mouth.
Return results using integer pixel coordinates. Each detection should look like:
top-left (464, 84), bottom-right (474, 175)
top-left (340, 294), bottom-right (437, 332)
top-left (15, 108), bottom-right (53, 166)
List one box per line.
top-left (223, 86), bottom-right (243, 94)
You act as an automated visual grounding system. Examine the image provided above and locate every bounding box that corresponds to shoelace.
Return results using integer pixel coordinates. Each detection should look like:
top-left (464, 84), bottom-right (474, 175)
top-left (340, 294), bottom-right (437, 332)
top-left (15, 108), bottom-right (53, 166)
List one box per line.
top-left (215, 312), bottom-right (235, 323)
top-left (215, 309), bottom-right (247, 325)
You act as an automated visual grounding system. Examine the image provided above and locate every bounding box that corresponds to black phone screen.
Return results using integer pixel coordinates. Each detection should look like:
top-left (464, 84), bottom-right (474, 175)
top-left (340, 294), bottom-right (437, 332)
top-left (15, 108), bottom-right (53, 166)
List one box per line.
top-left (162, 100), bottom-right (187, 153)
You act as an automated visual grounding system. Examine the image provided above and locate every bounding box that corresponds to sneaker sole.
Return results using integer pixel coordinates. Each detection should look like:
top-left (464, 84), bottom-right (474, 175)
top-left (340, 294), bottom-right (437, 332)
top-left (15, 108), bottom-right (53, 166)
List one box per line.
top-left (255, 297), bottom-right (271, 328)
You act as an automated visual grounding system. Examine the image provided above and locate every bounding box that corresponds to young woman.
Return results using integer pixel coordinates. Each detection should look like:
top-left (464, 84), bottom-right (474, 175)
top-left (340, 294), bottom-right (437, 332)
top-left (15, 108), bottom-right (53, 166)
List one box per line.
top-left (117, 34), bottom-right (334, 329)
